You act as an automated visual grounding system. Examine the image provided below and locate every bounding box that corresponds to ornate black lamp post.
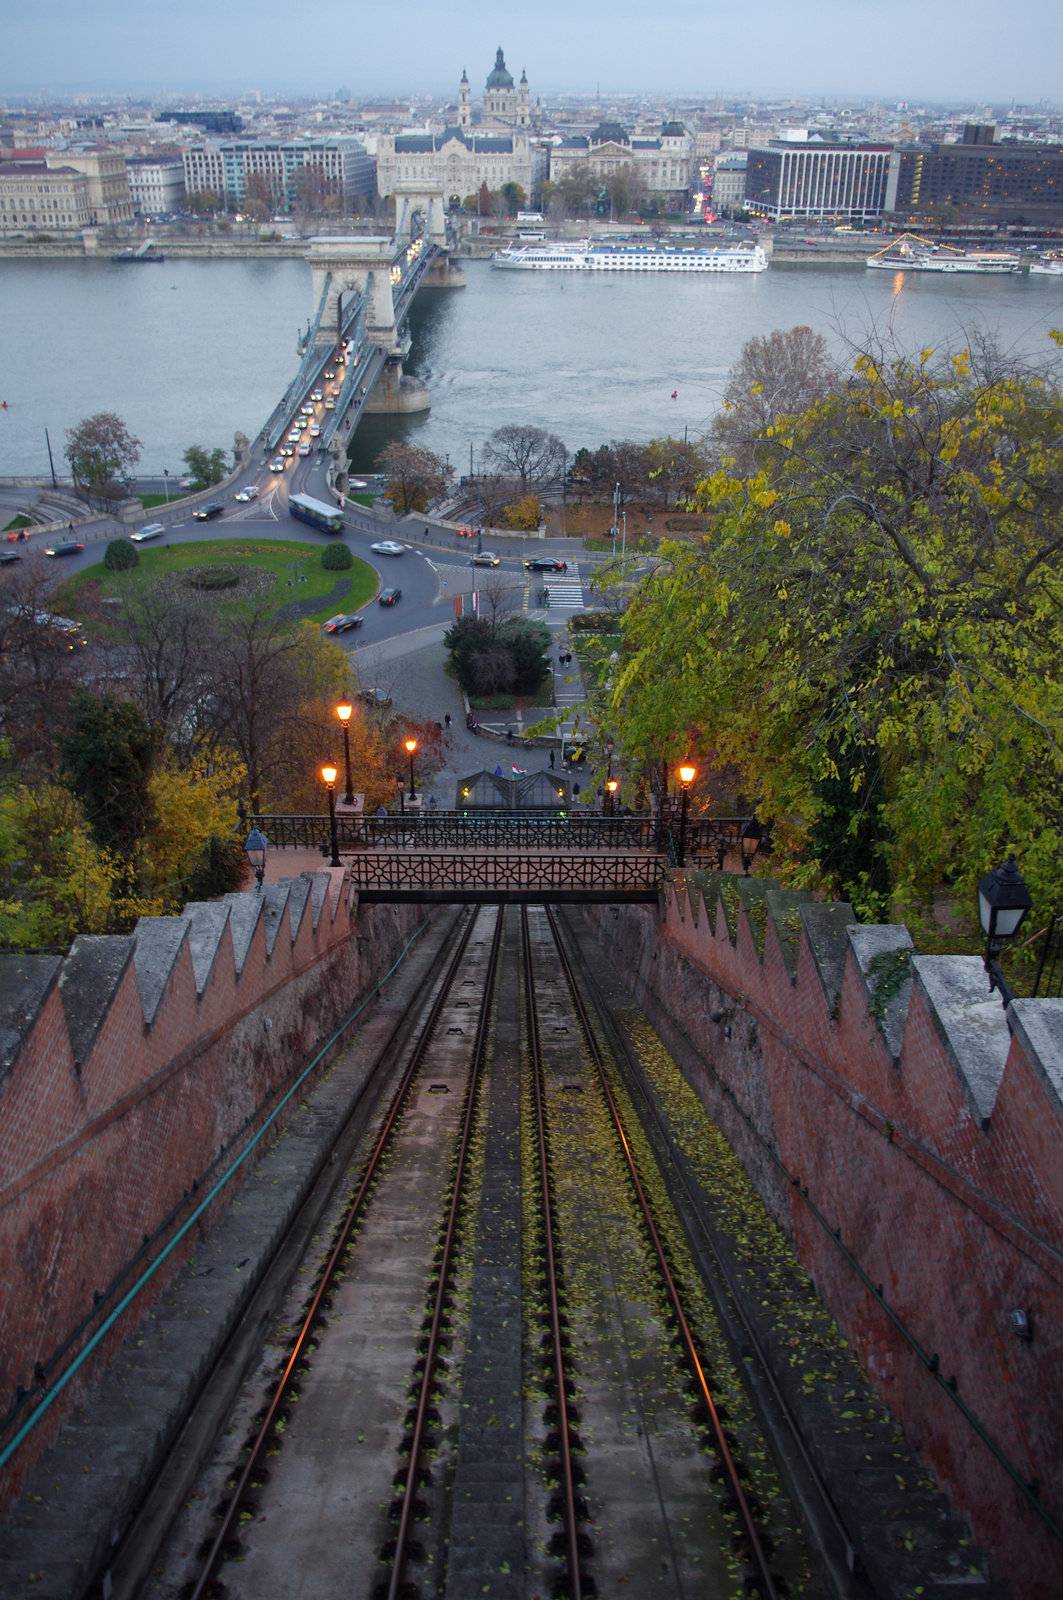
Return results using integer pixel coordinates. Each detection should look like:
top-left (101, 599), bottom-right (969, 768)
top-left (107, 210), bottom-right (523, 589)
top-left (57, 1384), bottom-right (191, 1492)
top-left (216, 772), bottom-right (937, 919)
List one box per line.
top-left (396, 776), bottom-right (406, 816)
top-left (677, 763), bottom-right (695, 868)
top-left (244, 827), bottom-right (268, 893)
top-left (606, 778), bottom-right (618, 815)
top-left (740, 818), bottom-right (764, 876)
top-left (320, 762), bottom-right (341, 867)
top-left (337, 701), bottom-right (355, 805)
top-left (404, 737), bottom-right (418, 801)
top-left (977, 854), bottom-right (1032, 1008)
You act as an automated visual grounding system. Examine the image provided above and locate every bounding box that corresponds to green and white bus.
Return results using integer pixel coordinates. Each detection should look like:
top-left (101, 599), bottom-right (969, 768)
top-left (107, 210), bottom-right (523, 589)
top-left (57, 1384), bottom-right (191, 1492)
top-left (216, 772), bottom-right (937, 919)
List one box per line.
top-left (288, 493), bottom-right (345, 535)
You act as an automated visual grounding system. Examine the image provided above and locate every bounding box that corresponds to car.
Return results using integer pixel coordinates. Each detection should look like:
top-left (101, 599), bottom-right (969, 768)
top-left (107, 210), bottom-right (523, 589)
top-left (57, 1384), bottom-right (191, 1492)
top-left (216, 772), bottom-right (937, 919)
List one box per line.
top-left (269, 457), bottom-right (287, 472)
top-left (279, 445), bottom-right (294, 457)
top-left (371, 541), bottom-right (406, 556)
top-left (234, 484), bottom-right (260, 503)
top-left (472, 551), bottom-right (500, 566)
top-left (44, 540), bottom-right (84, 557)
top-left (324, 369), bottom-right (336, 380)
top-left (0, 549), bottom-right (23, 565)
top-left (359, 687), bottom-right (391, 707)
top-left (310, 390), bottom-right (323, 402)
top-left (301, 404), bottom-right (315, 416)
top-left (130, 522), bottom-right (166, 543)
top-left (524, 557), bottom-right (568, 572)
top-left (349, 479), bottom-right (367, 490)
top-left (287, 430), bottom-right (302, 443)
top-left (323, 612), bottom-right (364, 634)
top-left (298, 444), bottom-right (311, 456)
top-left (309, 424), bottom-right (322, 437)
top-left (193, 503), bottom-right (225, 520)
top-left (324, 400), bottom-right (335, 410)
top-left (378, 587), bottom-right (402, 606)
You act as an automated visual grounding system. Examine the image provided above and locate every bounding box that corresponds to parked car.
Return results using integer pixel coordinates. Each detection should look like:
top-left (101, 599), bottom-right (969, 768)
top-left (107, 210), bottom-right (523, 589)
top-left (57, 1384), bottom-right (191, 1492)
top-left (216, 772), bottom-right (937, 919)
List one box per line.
top-left (359, 687), bottom-right (391, 708)
top-left (193, 503), bottom-right (225, 521)
top-left (525, 557), bottom-right (568, 572)
top-left (234, 484), bottom-right (260, 503)
top-left (323, 613), bottom-right (364, 634)
top-left (44, 540), bottom-right (84, 558)
top-left (378, 588), bottom-right (402, 606)
top-left (0, 549), bottom-right (23, 565)
top-left (472, 551), bottom-right (500, 567)
top-left (130, 523), bottom-right (165, 543)
top-left (371, 541), bottom-right (406, 556)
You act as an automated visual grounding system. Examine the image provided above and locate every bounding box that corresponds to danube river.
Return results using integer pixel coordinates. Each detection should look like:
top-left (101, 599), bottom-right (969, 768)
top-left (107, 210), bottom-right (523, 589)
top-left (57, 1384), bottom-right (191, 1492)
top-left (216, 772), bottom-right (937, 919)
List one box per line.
top-left (2, 253), bottom-right (1062, 479)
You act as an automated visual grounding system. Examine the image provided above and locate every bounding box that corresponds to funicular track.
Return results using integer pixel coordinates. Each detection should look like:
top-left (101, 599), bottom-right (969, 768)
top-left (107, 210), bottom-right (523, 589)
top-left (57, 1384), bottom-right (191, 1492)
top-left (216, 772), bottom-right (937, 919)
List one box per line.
top-left (125, 903), bottom-right (846, 1600)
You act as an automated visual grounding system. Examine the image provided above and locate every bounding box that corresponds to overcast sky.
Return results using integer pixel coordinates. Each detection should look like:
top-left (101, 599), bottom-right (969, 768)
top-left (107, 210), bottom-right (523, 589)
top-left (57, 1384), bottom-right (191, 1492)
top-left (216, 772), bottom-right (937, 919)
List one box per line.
top-left (2, 0), bottom-right (1059, 104)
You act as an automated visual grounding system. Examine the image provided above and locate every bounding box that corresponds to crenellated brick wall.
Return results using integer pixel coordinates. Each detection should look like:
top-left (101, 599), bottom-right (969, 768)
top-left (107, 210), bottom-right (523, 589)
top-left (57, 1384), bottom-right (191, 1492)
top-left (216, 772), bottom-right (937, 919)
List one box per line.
top-left (584, 871), bottom-right (1063, 1599)
top-left (0, 873), bottom-right (424, 1509)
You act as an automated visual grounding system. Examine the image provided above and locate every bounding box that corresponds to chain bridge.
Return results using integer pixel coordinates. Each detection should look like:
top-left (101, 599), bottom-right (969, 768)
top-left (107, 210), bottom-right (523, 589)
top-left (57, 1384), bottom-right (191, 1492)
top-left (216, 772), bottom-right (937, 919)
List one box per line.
top-left (261, 188), bottom-right (464, 457)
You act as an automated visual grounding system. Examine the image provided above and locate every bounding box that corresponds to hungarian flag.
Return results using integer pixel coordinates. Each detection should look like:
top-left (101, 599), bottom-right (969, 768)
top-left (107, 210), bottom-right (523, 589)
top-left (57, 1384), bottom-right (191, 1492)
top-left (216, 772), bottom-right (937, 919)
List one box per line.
top-left (511, 764), bottom-right (527, 776)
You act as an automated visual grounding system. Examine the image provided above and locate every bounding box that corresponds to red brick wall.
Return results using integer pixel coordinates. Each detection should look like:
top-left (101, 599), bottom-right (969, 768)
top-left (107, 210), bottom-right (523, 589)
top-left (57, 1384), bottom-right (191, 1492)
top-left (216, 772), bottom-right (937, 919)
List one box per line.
top-left (584, 875), bottom-right (1063, 1598)
top-left (0, 875), bottom-right (424, 1509)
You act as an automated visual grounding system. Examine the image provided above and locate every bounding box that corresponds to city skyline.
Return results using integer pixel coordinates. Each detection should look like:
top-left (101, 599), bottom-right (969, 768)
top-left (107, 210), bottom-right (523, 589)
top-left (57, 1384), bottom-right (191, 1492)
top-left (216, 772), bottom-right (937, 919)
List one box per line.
top-left (4, 0), bottom-right (1061, 103)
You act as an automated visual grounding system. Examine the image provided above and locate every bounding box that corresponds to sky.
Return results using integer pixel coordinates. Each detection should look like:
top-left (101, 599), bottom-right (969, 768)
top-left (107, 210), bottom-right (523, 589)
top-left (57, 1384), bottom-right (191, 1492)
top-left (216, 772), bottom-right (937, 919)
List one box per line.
top-left (2, 0), bottom-right (1060, 105)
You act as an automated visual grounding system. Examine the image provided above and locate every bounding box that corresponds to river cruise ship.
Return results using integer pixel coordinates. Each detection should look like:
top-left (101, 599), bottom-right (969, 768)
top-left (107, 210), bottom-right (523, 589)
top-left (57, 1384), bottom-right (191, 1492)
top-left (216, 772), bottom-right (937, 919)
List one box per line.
top-left (491, 239), bottom-right (769, 273)
top-left (1029, 255), bottom-right (1063, 277)
top-left (867, 235), bottom-right (1019, 274)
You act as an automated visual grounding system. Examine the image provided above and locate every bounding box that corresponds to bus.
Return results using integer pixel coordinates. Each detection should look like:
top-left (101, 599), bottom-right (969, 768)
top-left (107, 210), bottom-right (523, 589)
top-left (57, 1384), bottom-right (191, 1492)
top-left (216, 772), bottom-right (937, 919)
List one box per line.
top-left (289, 493), bottom-right (345, 535)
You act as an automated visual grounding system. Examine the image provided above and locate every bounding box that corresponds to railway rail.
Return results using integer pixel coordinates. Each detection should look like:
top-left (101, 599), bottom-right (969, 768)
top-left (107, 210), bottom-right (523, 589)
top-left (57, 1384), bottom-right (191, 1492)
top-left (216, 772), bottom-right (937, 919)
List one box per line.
top-left (113, 904), bottom-right (873, 1600)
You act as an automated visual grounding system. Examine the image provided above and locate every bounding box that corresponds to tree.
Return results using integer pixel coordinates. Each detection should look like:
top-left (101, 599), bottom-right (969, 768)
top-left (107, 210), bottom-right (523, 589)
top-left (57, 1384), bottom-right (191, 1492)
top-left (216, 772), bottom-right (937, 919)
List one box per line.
top-left (65, 412), bottom-right (142, 491)
top-left (375, 442), bottom-right (452, 515)
top-left (708, 326), bottom-right (839, 471)
top-left (183, 445), bottom-right (228, 490)
top-left (502, 495), bottom-right (542, 530)
top-left (0, 559), bottom-right (86, 760)
top-left (477, 182), bottom-right (492, 216)
top-left (609, 333), bottom-right (1063, 929)
top-left (59, 691), bottom-right (158, 858)
top-left (105, 575), bottom-right (219, 744)
top-left (500, 181), bottom-right (526, 213)
top-left (0, 775), bottom-right (121, 948)
top-left (185, 189), bottom-right (220, 214)
top-left (484, 425), bottom-right (568, 496)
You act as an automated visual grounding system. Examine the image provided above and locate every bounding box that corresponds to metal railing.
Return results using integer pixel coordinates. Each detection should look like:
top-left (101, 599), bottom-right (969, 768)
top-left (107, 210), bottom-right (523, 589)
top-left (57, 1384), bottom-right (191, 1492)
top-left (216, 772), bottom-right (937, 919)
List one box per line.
top-left (1031, 911), bottom-right (1063, 999)
top-left (249, 811), bottom-right (755, 856)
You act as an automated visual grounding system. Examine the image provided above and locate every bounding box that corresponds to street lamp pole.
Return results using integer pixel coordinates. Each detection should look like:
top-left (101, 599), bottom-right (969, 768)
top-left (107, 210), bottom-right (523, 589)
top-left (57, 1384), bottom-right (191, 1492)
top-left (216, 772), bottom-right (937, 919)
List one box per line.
top-left (404, 737), bottom-right (418, 800)
top-left (678, 763), bottom-right (695, 868)
top-left (320, 763), bottom-right (341, 867)
top-left (337, 701), bottom-right (354, 805)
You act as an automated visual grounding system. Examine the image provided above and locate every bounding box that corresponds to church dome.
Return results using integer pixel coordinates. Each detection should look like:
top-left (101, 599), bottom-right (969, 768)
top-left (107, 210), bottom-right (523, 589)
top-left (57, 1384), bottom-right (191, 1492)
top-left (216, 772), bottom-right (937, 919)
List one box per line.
top-left (486, 47), bottom-right (514, 90)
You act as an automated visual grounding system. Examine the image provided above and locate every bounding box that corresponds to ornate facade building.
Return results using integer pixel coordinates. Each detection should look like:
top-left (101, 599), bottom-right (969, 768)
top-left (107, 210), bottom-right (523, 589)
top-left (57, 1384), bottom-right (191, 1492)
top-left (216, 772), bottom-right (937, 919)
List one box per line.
top-left (376, 50), bottom-right (544, 206)
top-left (548, 121), bottom-right (696, 209)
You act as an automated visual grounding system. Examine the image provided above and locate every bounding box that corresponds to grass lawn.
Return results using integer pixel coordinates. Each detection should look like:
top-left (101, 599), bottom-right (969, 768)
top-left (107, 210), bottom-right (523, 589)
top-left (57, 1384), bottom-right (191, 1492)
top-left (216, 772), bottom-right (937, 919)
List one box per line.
top-left (54, 538), bottom-right (379, 629)
top-left (3, 514), bottom-right (33, 532)
top-left (139, 492), bottom-right (189, 509)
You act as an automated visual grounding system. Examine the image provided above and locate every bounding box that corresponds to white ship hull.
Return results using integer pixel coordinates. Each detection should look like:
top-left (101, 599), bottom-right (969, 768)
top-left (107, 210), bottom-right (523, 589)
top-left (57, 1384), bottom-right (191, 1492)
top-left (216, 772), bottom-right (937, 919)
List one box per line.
top-left (1030, 259), bottom-right (1063, 277)
top-left (492, 243), bottom-right (768, 273)
top-left (867, 252), bottom-right (1019, 274)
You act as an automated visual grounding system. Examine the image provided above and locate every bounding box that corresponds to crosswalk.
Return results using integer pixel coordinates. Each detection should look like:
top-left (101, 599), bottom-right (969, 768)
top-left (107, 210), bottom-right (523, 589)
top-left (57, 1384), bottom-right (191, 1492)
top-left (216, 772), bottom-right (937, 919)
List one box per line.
top-left (538, 566), bottom-right (583, 610)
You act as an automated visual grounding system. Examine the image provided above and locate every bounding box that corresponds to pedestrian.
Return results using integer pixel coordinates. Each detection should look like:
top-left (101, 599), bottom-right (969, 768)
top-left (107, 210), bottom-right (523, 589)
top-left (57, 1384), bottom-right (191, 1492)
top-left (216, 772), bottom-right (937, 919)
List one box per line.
top-left (444, 712), bottom-right (452, 729)
top-left (549, 749), bottom-right (555, 770)
top-left (507, 727), bottom-right (514, 745)
top-left (573, 782), bottom-right (581, 798)
top-left (544, 587), bottom-right (550, 607)
top-left (424, 526), bottom-right (429, 540)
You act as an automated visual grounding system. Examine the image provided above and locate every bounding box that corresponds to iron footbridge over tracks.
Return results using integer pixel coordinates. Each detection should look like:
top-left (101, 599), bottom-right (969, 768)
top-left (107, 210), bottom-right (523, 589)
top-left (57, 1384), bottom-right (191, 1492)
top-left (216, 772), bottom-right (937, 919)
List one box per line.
top-left (249, 811), bottom-right (758, 905)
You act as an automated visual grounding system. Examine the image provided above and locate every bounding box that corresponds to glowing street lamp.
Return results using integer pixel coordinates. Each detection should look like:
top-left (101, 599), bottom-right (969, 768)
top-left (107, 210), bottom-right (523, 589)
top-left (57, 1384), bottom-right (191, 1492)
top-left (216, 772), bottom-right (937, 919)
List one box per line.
top-left (677, 762), bottom-right (696, 868)
top-left (404, 737), bottom-right (418, 800)
top-left (606, 777), bottom-right (618, 815)
top-left (337, 701), bottom-right (355, 805)
top-left (320, 762), bottom-right (341, 867)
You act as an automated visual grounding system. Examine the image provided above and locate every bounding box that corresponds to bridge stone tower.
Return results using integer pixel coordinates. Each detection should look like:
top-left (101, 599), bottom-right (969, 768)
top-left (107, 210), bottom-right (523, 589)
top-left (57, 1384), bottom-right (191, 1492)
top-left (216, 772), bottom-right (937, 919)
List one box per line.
top-left (305, 236), bottom-right (404, 354)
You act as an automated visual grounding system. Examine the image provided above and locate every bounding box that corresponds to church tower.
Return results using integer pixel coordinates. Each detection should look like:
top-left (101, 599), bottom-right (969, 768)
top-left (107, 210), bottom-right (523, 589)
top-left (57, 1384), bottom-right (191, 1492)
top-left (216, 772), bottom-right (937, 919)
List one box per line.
top-left (483, 47), bottom-right (517, 126)
top-left (458, 67), bottom-right (471, 129)
top-left (518, 68), bottom-right (530, 128)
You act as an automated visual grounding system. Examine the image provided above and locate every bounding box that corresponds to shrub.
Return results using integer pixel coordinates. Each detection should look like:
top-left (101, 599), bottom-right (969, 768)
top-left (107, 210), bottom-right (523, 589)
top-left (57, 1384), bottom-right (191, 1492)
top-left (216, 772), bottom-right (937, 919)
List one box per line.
top-left (104, 539), bottom-right (139, 571)
top-left (183, 834), bottom-right (248, 901)
top-left (322, 542), bottom-right (353, 570)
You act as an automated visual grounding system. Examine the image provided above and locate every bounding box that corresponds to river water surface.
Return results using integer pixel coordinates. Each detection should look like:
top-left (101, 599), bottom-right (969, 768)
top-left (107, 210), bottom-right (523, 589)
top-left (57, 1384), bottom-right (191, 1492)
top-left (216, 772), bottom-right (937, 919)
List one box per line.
top-left (2, 254), bottom-right (1062, 478)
